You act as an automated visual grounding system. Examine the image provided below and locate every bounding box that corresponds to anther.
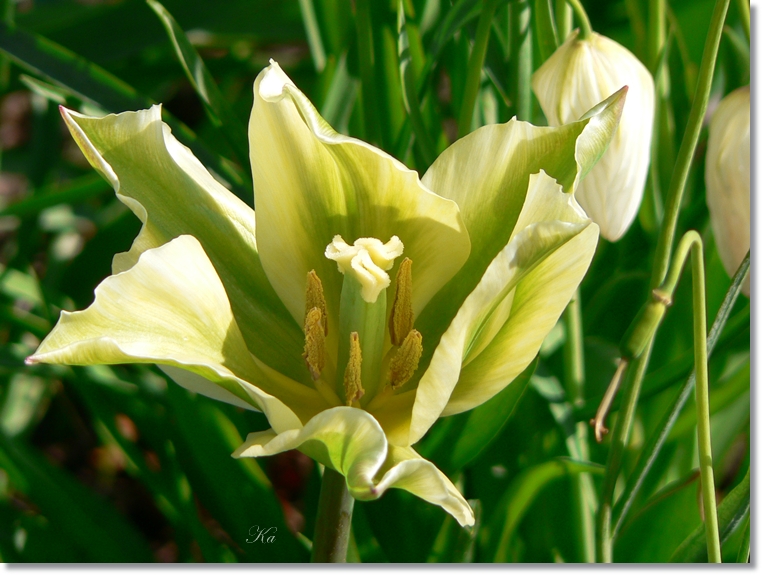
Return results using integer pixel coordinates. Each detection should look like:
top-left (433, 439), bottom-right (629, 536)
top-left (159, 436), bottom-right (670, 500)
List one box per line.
top-left (302, 307), bottom-right (326, 380)
top-left (389, 329), bottom-right (423, 389)
top-left (389, 258), bottom-right (414, 346)
top-left (343, 332), bottom-right (365, 405)
top-left (305, 270), bottom-right (328, 335)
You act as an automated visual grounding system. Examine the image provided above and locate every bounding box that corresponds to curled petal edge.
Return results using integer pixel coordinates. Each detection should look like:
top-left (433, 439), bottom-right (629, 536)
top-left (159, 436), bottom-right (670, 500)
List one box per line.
top-left (233, 406), bottom-right (474, 527)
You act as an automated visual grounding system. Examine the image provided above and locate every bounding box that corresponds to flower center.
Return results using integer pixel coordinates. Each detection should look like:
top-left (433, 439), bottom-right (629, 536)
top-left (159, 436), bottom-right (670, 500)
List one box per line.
top-left (325, 235), bottom-right (404, 303)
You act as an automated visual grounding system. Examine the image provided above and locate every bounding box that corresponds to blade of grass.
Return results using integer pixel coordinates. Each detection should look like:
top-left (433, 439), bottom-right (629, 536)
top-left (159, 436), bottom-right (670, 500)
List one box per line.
top-left (669, 467), bottom-right (749, 562)
top-left (146, 0), bottom-right (249, 164)
top-left (490, 458), bottom-right (605, 562)
top-left (0, 22), bottom-right (251, 204)
top-left (457, 0), bottom-right (499, 138)
top-left (397, 0), bottom-right (436, 166)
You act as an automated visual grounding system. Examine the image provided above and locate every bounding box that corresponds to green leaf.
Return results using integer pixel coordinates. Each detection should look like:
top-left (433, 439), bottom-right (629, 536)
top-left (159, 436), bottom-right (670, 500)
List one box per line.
top-left (670, 467), bottom-right (750, 562)
top-left (488, 458), bottom-right (604, 562)
top-left (0, 21), bottom-right (251, 202)
top-left (146, 0), bottom-right (249, 164)
top-left (0, 433), bottom-right (154, 562)
top-left (448, 358), bottom-right (536, 471)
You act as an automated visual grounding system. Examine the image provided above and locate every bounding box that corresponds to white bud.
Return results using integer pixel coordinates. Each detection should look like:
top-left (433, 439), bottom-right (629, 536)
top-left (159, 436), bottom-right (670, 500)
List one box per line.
top-left (705, 86), bottom-right (750, 296)
top-left (532, 31), bottom-right (655, 241)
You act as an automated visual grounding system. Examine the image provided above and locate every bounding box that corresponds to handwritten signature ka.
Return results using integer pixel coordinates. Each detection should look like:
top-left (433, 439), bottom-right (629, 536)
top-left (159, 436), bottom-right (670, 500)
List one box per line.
top-left (247, 525), bottom-right (277, 544)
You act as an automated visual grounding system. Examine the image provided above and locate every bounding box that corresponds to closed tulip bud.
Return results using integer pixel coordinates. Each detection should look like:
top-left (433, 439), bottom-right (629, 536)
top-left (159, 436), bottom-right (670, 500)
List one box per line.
top-left (532, 30), bottom-right (655, 241)
top-left (705, 86), bottom-right (750, 296)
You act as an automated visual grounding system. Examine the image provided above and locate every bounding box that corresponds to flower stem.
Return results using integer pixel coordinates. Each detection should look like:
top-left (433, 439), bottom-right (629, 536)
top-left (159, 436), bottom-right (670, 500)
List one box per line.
top-left (311, 467), bottom-right (355, 562)
top-left (650, 0), bottom-right (730, 289)
top-left (735, 0), bottom-right (750, 44)
top-left (555, 0), bottom-right (572, 41)
top-left (594, 0), bottom-right (731, 561)
top-left (457, 0), bottom-right (499, 139)
top-left (566, 0), bottom-right (593, 40)
top-left (685, 235), bottom-right (721, 563)
top-left (563, 292), bottom-right (596, 562)
top-left (510, 0), bottom-right (533, 121)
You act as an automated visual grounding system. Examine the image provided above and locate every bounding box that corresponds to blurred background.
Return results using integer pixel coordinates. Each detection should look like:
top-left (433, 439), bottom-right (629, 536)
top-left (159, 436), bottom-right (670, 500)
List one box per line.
top-left (0, 0), bottom-right (750, 563)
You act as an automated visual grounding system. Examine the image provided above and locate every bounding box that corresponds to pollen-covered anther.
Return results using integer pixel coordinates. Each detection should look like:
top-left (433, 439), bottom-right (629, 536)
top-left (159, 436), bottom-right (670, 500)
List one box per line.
top-left (305, 270), bottom-right (328, 335)
top-left (302, 307), bottom-right (326, 380)
top-left (325, 235), bottom-right (404, 303)
top-left (343, 332), bottom-right (365, 405)
top-left (388, 329), bottom-right (423, 390)
top-left (389, 258), bottom-right (414, 346)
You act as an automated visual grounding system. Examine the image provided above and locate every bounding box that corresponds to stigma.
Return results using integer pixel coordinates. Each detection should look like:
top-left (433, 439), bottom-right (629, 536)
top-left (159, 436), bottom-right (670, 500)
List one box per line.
top-left (325, 235), bottom-right (404, 303)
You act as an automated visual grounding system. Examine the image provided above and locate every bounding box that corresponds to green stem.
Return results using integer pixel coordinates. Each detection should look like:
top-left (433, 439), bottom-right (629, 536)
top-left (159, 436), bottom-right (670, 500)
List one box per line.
top-left (563, 292), bottom-right (596, 562)
top-left (595, 342), bottom-right (652, 562)
top-left (566, 0), bottom-right (593, 40)
top-left (595, 0), bottom-right (731, 561)
top-left (611, 252), bottom-right (750, 538)
top-left (510, 0), bottom-right (533, 121)
top-left (735, 0), bottom-right (750, 45)
top-left (354, 0), bottom-right (379, 145)
top-left (650, 0), bottom-right (730, 289)
top-left (685, 235), bottom-right (721, 563)
top-left (647, 0), bottom-right (666, 71)
top-left (311, 467), bottom-right (355, 562)
top-left (457, 0), bottom-right (499, 139)
top-left (555, 0), bottom-right (572, 41)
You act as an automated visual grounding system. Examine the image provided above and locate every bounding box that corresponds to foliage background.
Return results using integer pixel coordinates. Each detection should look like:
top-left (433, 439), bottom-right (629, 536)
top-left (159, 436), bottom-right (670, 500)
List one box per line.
top-left (0, 0), bottom-right (750, 563)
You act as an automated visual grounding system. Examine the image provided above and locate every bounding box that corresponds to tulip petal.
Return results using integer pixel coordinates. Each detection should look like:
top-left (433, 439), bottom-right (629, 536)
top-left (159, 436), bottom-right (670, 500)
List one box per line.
top-left (27, 235), bottom-right (327, 432)
top-left (233, 406), bottom-right (473, 526)
top-left (409, 172), bottom-right (598, 443)
top-left (60, 106), bottom-right (307, 384)
top-left (532, 31), bottom-right (655, 241)
top-left (705, 86), bottom-right (750, 296)
top-left (418, 88), bottom-right (623, 342)
top-left (249, 61), bottom-right (470, 339)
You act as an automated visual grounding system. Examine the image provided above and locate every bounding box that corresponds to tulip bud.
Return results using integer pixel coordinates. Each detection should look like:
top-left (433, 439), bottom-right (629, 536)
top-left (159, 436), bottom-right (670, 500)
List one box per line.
top-left (705, 86), bottom-right (750, 296)
top-left (532, 30), bottom-right (655, 241)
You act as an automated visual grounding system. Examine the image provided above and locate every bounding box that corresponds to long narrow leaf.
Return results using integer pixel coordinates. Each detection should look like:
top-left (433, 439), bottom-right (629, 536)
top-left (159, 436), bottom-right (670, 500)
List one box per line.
top-left (146, 0), bottom-right (249, 164)
top-left (669, 467), bottom-right (750, 562)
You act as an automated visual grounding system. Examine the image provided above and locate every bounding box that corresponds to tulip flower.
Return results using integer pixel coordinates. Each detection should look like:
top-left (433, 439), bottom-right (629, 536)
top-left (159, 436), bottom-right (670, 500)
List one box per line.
top-left (532, 30), bottom-right (655, 242)
top-left (26, 61), bottom-right (623, 526)
top-left (705, 85), bottom-right (750, 296)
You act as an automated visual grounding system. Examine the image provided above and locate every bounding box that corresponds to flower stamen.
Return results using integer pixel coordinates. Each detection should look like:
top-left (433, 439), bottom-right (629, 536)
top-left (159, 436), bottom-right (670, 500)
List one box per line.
top-left (389, 258), bottom-right (414, 346)
top-left (388, 329), bottom-right (423, 389)
top-left (305, 269), bottom-right (328, 335)
top-left (303, 307), bottom-right (326, 380)
top-left (343, 332), bottom-right (365, 405)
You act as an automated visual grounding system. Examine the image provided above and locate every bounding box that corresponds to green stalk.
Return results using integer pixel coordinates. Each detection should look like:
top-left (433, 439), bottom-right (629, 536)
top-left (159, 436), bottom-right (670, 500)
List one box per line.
top-left (685, 235), bottom-right (721, 563)
top-left (651, 0), bottom-right (730, 289)
top-left (647, 0), bottom-right (666, 71)
top-left (594, 0), bottom-right (731, 561)
top-left (563, 292), bottom-right (595, 562)
top-left (555, 0), bottom-right (572, 41)
top-left (510, 0), bottom-right (533, 121)
top-left (311, 467), bottom-right (355, 562)
top-left (354, 0), bottom-right (379, 144)
top-left (611, 252), bottom-right (749, 538)
top-left (595, 343), bottom-right (652, 562)
top-left (298, 0), bottom-right (327, 72)
top-left (566, 0), bottom-right (593, 40)
top-left (735, 0), bottom-right (750, 45)
top-left (457, 0), bottom-right (499, 139)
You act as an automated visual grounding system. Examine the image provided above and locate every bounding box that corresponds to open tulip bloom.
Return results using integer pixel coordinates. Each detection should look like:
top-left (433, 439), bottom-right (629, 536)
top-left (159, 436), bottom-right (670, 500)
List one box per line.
top-left (27, 61), bottom-right (624, 527)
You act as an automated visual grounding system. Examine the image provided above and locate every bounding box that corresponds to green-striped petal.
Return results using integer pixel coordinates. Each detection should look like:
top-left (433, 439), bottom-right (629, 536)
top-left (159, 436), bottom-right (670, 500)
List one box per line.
top-left (27, 235), bottom-right (327, 432)
top-left (233, 406), bottom-right (474, 526)
top-left (61, 106), bottom-right (306, 384)
top-left (248, 61), bottom-right (470, 342)
top-left (417, 89), bottom-right (624, 344)
top-left (409, 172), bottom-right (598, 444)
